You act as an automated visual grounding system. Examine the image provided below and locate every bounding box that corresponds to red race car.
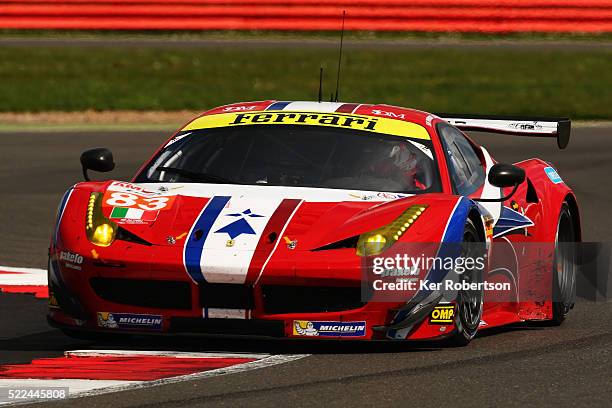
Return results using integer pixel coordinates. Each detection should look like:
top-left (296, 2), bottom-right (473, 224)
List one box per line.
top-left (48, 101), bottom-right (580, 345)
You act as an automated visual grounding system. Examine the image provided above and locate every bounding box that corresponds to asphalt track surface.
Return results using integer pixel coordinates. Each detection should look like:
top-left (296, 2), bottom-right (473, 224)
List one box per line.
top-left (0, 126), bottom-right (611, 407)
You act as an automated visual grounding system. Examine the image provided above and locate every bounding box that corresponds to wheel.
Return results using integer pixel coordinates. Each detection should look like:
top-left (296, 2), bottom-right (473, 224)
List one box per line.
top-left (551, 203), bottom-right (577, 325)
top-left (448, 218), bottom-right (485, 346)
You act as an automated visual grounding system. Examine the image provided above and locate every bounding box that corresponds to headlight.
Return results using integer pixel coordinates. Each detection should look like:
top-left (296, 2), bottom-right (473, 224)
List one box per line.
top-left (356, 205), bottom-right (427, 256)
top-left (86, 192), bottom-right (117, 247)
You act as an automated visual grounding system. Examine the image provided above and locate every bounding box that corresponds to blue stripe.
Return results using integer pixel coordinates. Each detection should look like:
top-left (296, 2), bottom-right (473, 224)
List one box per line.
top-left (184, 196), bottom-right (231, 283)
top-left (54, 188), bottom-right (73, 245)
top-left (387, 197), bottom-right (471, 338)
top-left (266, 101), bottom-right (291, 111)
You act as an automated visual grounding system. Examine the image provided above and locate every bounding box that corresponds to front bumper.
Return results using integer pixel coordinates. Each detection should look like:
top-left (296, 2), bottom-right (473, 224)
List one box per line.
top-left (48, 247), bottom-right (455, 341)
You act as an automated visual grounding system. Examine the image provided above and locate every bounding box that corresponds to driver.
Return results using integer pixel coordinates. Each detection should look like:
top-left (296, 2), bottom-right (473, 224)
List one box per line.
top-left (370, 143), bottom-right (426, 190)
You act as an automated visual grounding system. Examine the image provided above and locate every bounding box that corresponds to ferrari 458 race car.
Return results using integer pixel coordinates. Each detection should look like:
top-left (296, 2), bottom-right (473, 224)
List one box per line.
top-left (48, 101), bottom-right (580, 345)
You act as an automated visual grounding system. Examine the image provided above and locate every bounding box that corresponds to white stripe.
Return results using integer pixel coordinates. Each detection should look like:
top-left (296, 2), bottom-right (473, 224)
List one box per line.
top-left (0, 354), bottom-right (308, 405)
top-left (350, 103), bottom-right (362, 113)
top-left (66, 350), bottom-right (270, 359)
top-left (478, 146), bottom-right (503, 223)
top-left (70, 354), bottom-right (308, 399)
top-left (0, 266), bottom-right (47, 286)
top-left (281, 101), bottom-right (344, 112)
top-left (200, 196), bottom-right (284, 283)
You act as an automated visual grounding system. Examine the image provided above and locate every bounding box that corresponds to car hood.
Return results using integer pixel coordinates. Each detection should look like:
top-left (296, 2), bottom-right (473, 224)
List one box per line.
top-left (94, 181), bottom-right (420, 249)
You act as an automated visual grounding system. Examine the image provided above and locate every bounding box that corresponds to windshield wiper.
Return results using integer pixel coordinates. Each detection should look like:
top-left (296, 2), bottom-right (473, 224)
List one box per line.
top-left (156, 167), bottom-right (239, 184)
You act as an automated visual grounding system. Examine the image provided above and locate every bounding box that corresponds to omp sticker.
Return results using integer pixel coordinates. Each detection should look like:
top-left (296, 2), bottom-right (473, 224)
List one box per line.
top-left (429, 304), bottom-right (455, 324)
top-left (544, 167), bottom-right (563, 184)
top-left (293, 320), bottom-right (366, 337)
top-left (182, 111), bottom-right (430, 140)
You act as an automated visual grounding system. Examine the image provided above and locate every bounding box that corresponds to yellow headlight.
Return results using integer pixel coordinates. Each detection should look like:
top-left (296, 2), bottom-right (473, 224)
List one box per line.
top-left (356, 205), bottom-right (427, 256)
top-left (86, 193), bottom-right (117, 247)
top-left (366, 234), bottom-right (387, 244)
top-left (92, 223), bottom-right (115, 247)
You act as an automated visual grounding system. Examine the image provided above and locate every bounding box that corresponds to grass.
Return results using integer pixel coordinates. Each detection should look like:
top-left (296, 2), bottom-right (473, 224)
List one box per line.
top-left (0, 44), bottom-right (611, 119)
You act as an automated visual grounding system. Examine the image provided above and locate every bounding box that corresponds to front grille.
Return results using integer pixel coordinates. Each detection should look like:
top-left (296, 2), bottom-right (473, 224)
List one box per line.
top-left (90, 278), bottom-right (191, 310)
top-left (199, 282), bottom-right (254, 309)
top-left (170, 317), bottom-right (284, 337)
top-left (262, 285), bottom-right (365, 314)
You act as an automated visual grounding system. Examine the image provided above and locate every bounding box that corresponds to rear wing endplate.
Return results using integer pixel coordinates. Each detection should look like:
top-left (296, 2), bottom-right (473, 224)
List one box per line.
top-left (436, 114), bottom-right (571, 149)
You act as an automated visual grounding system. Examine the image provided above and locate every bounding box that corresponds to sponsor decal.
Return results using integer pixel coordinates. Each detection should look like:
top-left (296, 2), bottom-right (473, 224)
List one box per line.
top-left (348, 192), bottom-right (407, 201)
top-left (97, 312), bottom-right (118, 328)
top-left (165, 132), bottom-right (191, 147)
top-left (182, 112), bottom-right (431, 140)
top-left (102, 185), bottom-right (176, 224)
top-left (544, 166), bottom-right (563, 184)
top-left (97, 312), bottom-right (163, 330)
top-left (223, 105), bottom-right (258, 112)
top-left (429, 304), bottom-right (455, 324)
top-left (370, 109), bottom-right (406, 119)
top-left (59, 251), bottom-right (83, 265)
top-left (293, 320), bottom-right (366, 337)
top-left (508, 121), bottom-right (542, 131)
top-left (104, 191), bottom-right (175, 211)
top-left (106, 181), bottom-right (158, 196)
top-left (231, 112), bottom-right (378, 130)
top-left (110, 207), bottom-right (159, 222)
top-left (214, 208), bottom-right (265, 240)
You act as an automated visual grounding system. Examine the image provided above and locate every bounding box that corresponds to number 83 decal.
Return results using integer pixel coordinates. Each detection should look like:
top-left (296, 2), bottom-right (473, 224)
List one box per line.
top-left (103, 192), bottom-right (176, 211)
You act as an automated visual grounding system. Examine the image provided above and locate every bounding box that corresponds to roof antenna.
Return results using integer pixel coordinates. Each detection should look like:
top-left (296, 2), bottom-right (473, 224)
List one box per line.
top-left (318, 66), bottom-right (323, 103)
top-left (333, 10), bottom-right (346, 103)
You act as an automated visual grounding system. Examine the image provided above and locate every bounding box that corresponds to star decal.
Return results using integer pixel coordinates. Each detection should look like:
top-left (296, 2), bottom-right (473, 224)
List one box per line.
top-left (215, 209), bottom-right (265, 240)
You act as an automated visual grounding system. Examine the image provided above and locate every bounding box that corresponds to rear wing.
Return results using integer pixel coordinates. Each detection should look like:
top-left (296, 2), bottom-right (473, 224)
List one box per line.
top-left (436, 114), bottom-right (571, 149)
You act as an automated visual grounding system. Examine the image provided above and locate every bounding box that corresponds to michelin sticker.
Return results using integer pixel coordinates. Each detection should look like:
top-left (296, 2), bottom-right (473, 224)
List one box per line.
top-left (544, 167), bottom-right (563, 184)
top-left (97, 312), bottom-right (163, 330)
top-left (293, 320), bottom-right (366, 337)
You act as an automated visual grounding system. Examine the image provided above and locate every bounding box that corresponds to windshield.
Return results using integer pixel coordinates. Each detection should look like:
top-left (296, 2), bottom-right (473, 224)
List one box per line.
top-left (135, 125), bottom-right (441, 193)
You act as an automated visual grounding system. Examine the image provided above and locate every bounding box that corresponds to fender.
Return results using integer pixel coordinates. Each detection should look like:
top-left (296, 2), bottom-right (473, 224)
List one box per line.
top-left (514, 158), bottom-right (580, 242)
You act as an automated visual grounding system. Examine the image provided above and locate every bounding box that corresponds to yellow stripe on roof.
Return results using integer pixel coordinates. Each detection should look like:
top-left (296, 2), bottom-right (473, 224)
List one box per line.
top-left (182, 111), bottom-right (430, 140)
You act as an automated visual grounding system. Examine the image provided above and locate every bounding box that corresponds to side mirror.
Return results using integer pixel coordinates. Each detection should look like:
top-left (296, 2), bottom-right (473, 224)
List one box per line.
top-left (476, 163), bottom-right (525, 202)
top-left (488, 163), bottom-right (525, 188)
top-left (80, 148), bottom-right (115, 181)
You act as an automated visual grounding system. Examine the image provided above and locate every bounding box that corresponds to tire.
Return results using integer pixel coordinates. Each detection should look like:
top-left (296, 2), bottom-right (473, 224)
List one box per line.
top-left (448, 218), bottom-right (485, 346)
top-left (551, 203), bottom-right (577, 325)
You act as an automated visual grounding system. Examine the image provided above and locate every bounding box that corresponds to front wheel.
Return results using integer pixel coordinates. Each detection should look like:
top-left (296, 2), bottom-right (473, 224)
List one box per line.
top-left (448, 218), bottom-right (485, 346)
